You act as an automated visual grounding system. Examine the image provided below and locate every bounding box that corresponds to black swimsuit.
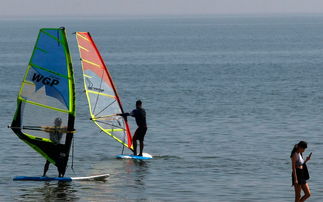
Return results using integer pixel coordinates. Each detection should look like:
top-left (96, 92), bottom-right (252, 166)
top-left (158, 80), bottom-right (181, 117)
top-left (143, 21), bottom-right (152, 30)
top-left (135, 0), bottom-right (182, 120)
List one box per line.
top-left (131, 108), bottom-right (147, 141)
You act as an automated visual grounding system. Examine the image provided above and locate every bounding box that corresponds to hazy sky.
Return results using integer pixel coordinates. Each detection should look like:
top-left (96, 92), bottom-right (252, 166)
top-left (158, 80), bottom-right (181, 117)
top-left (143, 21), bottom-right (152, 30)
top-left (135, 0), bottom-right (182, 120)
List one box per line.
top-left (2, 0), bottom-right (323, 17)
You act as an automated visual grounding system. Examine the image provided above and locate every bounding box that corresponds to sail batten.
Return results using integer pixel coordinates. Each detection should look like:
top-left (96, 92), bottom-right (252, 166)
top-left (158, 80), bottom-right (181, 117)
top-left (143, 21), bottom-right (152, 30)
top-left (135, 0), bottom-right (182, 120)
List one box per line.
top-left (10, 28), bottom-right (75, 176)
top-left (76, 32), bottom-right (133, 150)
top-left (17, 97), bottom-right (70, 113)
top-left (30, 63), bottom-right (70, 79)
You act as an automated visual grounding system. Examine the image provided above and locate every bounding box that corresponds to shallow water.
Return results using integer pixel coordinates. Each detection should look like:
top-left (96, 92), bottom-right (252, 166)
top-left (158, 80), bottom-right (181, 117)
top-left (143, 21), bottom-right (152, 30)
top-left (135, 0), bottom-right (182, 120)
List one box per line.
top-left (1, 15), bottom-right (323, 201)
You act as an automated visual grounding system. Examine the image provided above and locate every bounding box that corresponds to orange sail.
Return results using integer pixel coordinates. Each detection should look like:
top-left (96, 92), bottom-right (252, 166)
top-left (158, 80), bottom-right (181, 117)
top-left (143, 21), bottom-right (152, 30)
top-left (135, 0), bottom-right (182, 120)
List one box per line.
top-left (76, 32), bottom-right (133, 150)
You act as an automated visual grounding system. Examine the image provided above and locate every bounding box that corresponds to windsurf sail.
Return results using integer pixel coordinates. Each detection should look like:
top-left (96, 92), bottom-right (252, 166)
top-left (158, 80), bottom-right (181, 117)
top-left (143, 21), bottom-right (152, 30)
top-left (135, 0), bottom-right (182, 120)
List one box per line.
top-left (10, 27), bottom-right (75, 177)
top-left (75, 32), bottom-right (132, 151)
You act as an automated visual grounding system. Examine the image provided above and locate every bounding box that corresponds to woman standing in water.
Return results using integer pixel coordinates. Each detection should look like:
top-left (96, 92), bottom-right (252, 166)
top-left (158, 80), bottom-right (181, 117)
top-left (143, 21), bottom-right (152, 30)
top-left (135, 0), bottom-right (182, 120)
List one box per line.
top-left (291, 141), bottom-right (312, 202)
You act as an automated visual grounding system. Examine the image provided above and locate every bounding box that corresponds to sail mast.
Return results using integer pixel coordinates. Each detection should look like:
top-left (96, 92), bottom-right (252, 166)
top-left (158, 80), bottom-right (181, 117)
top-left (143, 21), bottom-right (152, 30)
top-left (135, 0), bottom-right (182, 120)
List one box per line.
top-left (60, 27), bottom-right (76, 176)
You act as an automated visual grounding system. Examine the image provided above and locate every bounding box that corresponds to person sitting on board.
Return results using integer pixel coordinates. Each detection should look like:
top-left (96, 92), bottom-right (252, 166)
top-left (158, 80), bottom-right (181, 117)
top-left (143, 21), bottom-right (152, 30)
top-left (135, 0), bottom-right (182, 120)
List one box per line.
top-left (42, 117), bottom-right (66, 177)
top-left (118, 100), bottom-right (147, 156)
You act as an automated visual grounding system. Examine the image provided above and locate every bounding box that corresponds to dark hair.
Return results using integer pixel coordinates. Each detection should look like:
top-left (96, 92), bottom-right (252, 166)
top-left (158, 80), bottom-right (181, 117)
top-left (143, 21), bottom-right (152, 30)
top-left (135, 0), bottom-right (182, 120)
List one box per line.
top-left (54, 117), bottom-right (62, 125)
top-left (136, 100), bottom-right (142, 106)
top-left (290, 141), bottom-right (308, 158)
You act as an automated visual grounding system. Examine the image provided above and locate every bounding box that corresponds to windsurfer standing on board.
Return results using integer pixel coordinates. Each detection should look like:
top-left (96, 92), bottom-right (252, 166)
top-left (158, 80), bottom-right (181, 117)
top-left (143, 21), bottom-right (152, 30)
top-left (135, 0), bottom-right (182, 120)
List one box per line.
top-left (118, 100), bottom-right (147, 156)
top-left (42, 117), bottom-right (66, 177)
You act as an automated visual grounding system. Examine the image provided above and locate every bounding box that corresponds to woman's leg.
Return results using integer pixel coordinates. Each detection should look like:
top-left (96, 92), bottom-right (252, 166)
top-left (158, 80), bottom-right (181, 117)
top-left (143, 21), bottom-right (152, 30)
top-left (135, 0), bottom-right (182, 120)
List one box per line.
top-left (294, 184), bottom-right (302, 202)
top-left (300, 183), bottom-right (311, 202)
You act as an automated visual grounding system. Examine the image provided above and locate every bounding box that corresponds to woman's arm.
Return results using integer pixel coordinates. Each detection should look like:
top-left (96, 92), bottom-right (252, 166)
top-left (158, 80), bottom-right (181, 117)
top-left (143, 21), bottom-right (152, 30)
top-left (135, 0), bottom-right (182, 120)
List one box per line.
top-left (291, 154), bottom-right (298, 185)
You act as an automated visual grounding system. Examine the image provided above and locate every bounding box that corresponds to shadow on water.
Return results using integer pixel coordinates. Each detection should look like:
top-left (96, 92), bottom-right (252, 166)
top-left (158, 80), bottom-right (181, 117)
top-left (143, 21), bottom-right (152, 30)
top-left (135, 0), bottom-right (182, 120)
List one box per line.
top-left (122, 159), bottom-right (149, 176)
top-left (15, 181), bottom-right (79, 201)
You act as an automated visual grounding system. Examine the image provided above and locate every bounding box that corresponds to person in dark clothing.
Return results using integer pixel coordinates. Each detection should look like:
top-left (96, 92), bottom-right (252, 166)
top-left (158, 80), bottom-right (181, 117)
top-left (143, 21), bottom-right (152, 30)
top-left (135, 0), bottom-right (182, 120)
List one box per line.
top-left (42, 117), bottom-right (66, 177)
top-left (118, 100), bottom-right (147, 156)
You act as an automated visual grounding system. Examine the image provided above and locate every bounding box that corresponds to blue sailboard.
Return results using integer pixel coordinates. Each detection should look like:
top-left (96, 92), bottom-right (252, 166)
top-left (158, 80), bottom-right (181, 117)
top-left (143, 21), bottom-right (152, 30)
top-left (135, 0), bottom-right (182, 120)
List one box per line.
top-left (13, 176), bottom-right (72, 181)
top-left (13, 174), bottom-right (110, 181)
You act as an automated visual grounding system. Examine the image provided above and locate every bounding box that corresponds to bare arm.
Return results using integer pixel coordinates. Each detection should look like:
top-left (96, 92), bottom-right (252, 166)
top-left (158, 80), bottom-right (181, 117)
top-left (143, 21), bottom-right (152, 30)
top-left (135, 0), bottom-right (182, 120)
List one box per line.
top-left (291, 154), bottom-right (298, 185)
top-left (42, 126), bottom-right (52, 133)
top-left (42, 126), bottom-right (68, 133)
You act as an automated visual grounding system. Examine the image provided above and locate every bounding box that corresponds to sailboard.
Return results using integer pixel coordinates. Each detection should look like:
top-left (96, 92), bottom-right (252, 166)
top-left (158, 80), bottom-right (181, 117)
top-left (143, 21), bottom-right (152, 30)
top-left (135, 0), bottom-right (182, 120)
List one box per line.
top-left (116, 153), bottom-right (153, 160)
top-left (9, 27), bottom-right (76, 178)
top-left (75, 32), bottom-right (133, 152)
top-left (13, 174), bottom-right (110, 181)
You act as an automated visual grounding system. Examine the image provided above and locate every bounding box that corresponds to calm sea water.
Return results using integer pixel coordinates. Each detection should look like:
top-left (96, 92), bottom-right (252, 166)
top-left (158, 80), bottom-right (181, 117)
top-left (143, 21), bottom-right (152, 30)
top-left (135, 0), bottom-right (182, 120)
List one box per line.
top-left (1, 15), bottom-right (323, 201)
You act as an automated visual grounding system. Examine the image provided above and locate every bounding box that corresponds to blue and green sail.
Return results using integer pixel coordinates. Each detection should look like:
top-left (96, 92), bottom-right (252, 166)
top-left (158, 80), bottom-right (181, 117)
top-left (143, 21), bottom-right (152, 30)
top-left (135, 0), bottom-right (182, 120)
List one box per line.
top-left (10, 28), bottom-right (75, 176)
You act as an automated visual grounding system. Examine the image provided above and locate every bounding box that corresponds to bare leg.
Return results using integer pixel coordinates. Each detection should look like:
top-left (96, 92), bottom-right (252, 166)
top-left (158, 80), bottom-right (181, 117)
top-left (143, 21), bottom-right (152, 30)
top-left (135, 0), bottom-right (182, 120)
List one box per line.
top-left (300, 183), bottom-right (311, 202)
top-left (43, 160), bottom-right (50, 177)
top-left (294, 184), bottom-right (301, 202)
top-left (139, 140), bottom-right (144, 156)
